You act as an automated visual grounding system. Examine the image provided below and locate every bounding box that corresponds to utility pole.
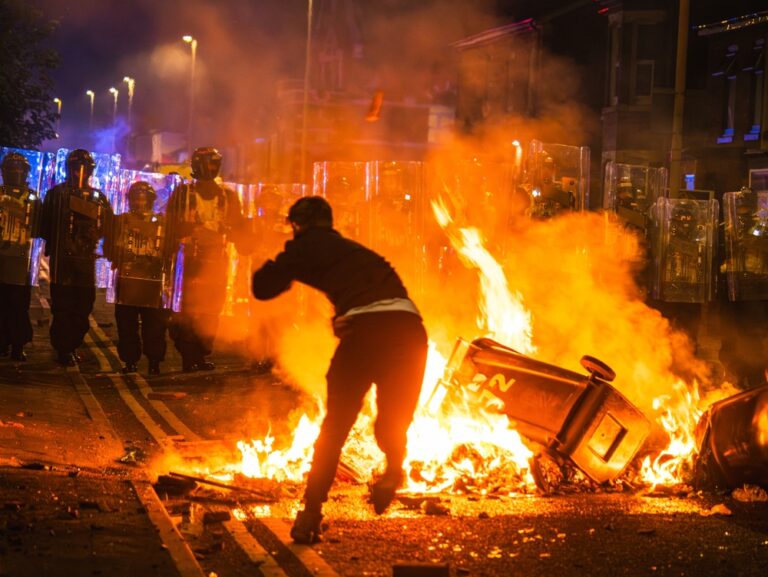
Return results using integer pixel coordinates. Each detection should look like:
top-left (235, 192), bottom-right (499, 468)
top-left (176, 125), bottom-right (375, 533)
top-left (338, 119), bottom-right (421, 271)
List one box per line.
top-left (669, 0), bottom-right (690, 196)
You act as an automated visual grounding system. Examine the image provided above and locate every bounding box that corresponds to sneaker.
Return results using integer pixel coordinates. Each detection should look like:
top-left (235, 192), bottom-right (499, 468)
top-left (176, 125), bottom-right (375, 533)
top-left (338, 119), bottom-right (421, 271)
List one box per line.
top-left (290, 509), bottom-right (323, 544)
top-left (122, 363), bottom-right (138, 374)
top-left (369, 469), bottom-right (404, 515)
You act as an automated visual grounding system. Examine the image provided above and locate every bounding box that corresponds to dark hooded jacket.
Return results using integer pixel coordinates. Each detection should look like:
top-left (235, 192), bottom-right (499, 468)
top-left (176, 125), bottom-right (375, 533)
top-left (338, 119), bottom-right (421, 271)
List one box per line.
top-left (251, 226), bottom-right (410, 319)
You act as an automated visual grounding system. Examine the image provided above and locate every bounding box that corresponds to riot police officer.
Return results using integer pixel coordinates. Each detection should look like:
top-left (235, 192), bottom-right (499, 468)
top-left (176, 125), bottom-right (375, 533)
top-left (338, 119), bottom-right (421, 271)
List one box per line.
top-left (39, 149), bottom-right (113, 366)
top-left (0, 152), bottom-right (42, 361)
top-left (166, 147), bottom-right (248, 372)
top-left (107, 181), bottom-right (169, 376)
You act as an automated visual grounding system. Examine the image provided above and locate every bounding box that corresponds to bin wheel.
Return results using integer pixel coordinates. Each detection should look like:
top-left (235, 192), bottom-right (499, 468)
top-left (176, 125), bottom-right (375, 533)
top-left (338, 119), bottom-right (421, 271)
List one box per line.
top-left (580, 355), bottom-right (616, 382)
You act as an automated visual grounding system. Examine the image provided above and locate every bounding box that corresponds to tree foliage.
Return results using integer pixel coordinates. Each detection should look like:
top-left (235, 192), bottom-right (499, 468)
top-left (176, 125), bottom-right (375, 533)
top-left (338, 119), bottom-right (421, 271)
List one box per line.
top-left (0, 0), bottom-right (59, 148)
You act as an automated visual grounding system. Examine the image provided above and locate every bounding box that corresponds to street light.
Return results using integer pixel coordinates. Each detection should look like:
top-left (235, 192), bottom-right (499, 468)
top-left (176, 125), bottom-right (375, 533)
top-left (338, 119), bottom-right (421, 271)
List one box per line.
top-left (53, 97), bottom-right (62, 136)
top-left (85, 90), bottom-right (95, 130)
top-left (109, 87), bottom-right (119, 153)
top-left (300, 1), bottom-right (313, 183)
top-left (123, 76), bottom-right (135, 129)
top-left (183, 35), bottom-right (197, 156)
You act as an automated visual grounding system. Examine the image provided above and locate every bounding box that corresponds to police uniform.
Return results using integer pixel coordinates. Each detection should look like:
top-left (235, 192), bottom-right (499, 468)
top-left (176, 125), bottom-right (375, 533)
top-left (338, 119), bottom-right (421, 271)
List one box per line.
top-left (0, 153), bottom-right (41, 361)
top-left (39, 149), bottom-right (112, 366)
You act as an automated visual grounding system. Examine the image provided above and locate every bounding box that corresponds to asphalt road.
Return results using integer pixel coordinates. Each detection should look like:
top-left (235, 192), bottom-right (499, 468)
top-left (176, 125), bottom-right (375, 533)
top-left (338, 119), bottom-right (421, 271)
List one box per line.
top-left (0, 287), bottom-right (766, 577)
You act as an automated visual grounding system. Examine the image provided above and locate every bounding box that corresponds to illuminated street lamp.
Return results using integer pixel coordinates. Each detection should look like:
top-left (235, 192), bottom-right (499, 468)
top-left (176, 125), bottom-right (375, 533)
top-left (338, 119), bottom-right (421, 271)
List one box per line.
top-left (53, 97), bottom-right (62, 136)
top-left (85, 90), bottom-right (95, 130)
top-left (183, 35), bottom-right (197, 156)
top-left (123, 76), bottom-right (135, 129)
top-left (109, 87), bottom-right (119, 153)
top-left (300, 1), bottom-right (313, 183)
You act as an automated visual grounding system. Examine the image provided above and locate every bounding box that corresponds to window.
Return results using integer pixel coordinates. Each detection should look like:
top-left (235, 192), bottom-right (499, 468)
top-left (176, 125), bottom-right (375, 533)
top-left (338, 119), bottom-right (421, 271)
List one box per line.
top-left (715, 45), bottom-right (739, 142)
top-left (745, 40), bottom-right (764, 141)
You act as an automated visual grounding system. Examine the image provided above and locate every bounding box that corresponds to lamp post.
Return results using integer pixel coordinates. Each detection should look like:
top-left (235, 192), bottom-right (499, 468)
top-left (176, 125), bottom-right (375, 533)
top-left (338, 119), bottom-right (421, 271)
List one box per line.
top-left (109, 87), bottom-right (119, 153)
top-left (85, 90), bottom-right (95, 130)
top-left (53, 97), bottom-right (62, 136)
top-left (183, 35), bottom-right (197, 157)
top-left (122, 76), bottom-right (135, 129)
top-left (300, 0), bottom-right (313, 183)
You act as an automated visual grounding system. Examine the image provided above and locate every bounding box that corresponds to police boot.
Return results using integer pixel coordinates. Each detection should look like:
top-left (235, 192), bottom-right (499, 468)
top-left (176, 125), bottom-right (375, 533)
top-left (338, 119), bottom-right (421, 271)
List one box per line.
top-left (57, 352), bottom-right (77, 367)
top-left (10, 346), bottom-right (26, 362)
top-left (290, 506), bottom-right (323, 544)
top-left (197, 357), bottom-right (215, 371)
top-left (181, 358), bottom-right (196, 372)
top-left (148, 360), bottom-right (161, 376)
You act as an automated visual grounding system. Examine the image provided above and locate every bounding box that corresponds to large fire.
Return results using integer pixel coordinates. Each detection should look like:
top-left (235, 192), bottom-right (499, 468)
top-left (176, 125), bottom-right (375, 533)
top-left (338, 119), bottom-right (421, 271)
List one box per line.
top-left (175, 168), bottom-right (731, 499)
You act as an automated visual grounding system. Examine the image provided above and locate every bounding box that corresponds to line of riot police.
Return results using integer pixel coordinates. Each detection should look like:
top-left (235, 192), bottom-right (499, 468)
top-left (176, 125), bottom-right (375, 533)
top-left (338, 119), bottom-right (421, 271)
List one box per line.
top-left (604, 161), bottom-right (768, 389)
top-left (0, 146), bottom-right (254, 375)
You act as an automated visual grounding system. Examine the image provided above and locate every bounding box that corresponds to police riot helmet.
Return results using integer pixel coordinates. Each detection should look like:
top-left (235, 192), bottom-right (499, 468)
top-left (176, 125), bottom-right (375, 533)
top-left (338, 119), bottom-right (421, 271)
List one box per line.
top-left (191, 147), bottom-right (223, 181)
top-left (65, 149), bottom-right (95, 187)
top-left (1, 152), bottom-right (30, 188)
top-left (127, 181), bottom-right (157, 213)
top-left (287, 196), bottom-right (333, 231)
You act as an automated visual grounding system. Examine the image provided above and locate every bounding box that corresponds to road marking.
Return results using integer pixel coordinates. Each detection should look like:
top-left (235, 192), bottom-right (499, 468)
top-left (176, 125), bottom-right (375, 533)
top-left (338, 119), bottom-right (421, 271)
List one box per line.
top-left (87, 318), bottom-right (202, 442)
top-left (83, 316), bottom-right (332, 577)
top-left (223, 518), bottom-right (288, 577)
top-left (132, 479), bottom-right (206, 577)
top-left (258, 517), bottom-right (341, 577)
top-left (83, 332), bottom-right (174, 450)
top-left (66, 365), bottom-right (124, 456)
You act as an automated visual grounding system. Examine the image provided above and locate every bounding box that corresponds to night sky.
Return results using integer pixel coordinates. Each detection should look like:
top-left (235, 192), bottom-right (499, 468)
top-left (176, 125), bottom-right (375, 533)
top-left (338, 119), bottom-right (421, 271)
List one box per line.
top-left (27, 0), bottom-right (767, 155)
top-left (28, 0), bottom-right (508, 151)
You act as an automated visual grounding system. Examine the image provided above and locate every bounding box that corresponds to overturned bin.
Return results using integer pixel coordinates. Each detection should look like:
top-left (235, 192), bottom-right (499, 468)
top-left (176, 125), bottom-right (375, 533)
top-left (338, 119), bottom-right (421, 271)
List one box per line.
top-left (694, 384), bottom-right (768, 491)
top-left (439, 338), bottom-right (651, 484)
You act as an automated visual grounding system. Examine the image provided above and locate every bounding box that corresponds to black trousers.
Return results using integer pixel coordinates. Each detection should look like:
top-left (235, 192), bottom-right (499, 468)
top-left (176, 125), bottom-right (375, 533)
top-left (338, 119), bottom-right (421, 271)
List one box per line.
top-left (0, 283), bottom-right (33, 348)
top-left (115, 304), bottom-right (169, 364)
top-left (303, 311), bottom-right (428, 508)
top-left (49, 283), bottom-right (95, 355)
top-left (719, 299), bottom-right (768, 388)
top-left (169, 312), bottom-right (219, 362)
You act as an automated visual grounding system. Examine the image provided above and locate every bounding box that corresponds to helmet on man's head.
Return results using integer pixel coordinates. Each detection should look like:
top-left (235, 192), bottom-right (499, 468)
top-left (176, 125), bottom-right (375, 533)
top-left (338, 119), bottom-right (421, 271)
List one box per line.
top-left (65, 149), bottom-right (95, 187)
top-left (287, 196), bottom-right (333, 231)
top-left (127, 181), bottom-right (157, 213)
top-left (191, 147), bottom-right (222, 180)
top-left (1, 152), bottom-right (30, 188)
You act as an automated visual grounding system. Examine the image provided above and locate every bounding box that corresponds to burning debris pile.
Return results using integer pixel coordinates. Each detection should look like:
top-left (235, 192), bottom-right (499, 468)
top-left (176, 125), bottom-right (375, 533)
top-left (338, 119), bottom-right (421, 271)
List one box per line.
top-left (160, 147), bottom-right (768, 508)
top-left (422, 337), bottom-right (650, 494)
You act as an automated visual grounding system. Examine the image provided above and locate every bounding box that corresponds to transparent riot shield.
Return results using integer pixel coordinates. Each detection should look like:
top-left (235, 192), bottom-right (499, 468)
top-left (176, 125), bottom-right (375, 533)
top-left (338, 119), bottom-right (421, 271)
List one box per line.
top-left (106, 211), bottom-right (169, 308)
top-left (367, 161), bottom-right (427, 296)
top-left (165, 181), bottom-right (234, 316)
top-left (723, 189), bottom-right (768, 301)
top-left (47, 186), bottom-right (111, 287)
top-left (526, 140), bottom-right (590, 218)
top-left (0, 186), bottom-right (42, 285)
top-left (650, 197), bottom-right (718, 303)
top-left (603, 162), bottom-right (667, 231)
top-left (313, 161), bottom-right (370, 243)
top-left (0, 147), bottom-right (47, 193)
